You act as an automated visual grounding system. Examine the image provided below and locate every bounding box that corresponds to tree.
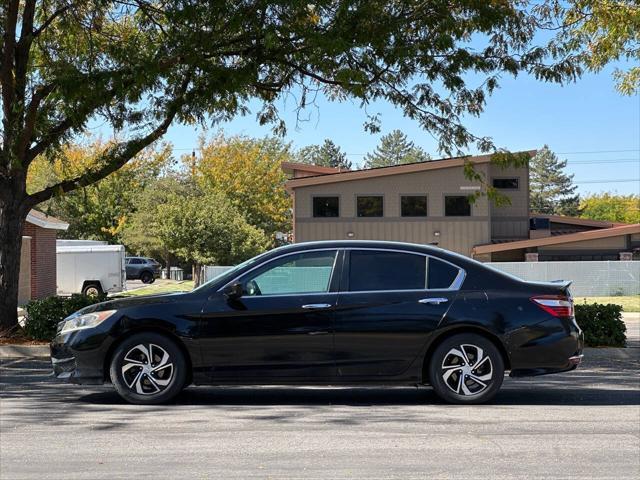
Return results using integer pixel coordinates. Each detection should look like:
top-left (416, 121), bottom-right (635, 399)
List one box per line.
top-left (0, 1), bottom-right (583, 328)
top-left (530, 146), bottom-right (580, 216)
top-left (297, 139), bottom-right (352, 170)
top-left (27, 141), bottom-right (174, 243)
top-left (193, 134), bottom-right (292, 237)
top-left (156, 188), bottom-right (270, 286)
top-left (363, 130), bottom-right (431, 169)
top-left (550, 1), bottom-right (640, 95)
top-left (123, 179), bottom-right (271, 285)
top-left (120, 175), bottom-right (191, 269)
top-left (580, 193), bottom-right (640, 223)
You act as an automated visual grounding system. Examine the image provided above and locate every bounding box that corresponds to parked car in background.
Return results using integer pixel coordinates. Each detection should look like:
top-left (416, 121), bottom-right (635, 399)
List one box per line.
top-left (56, 241), bottom-right (126, 296)
top-left (51, 241), bottom-right (584, 405)
top-left (125, 257), bottom-right (161, 284)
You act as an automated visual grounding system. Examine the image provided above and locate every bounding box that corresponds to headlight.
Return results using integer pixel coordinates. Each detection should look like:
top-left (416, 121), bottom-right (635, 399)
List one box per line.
top-left (58, 310), bottom-right (117, 335)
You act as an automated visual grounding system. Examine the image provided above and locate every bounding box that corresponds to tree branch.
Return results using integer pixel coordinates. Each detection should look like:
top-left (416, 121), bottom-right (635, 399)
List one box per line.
top-left (18, 83), bottom-right (57, 160)
top-left (26, 75), bottom-right (191, 207)
top-left (32, 2), bottom-right (76, 38)
top-left (1, 0), bottom-right (19, 139)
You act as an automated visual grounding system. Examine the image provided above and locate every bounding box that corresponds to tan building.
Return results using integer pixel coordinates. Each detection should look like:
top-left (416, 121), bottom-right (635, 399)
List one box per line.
top-left (284, 153), bottom-right (640, 261)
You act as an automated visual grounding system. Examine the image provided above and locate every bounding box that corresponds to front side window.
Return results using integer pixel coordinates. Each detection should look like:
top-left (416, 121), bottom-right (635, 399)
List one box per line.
top-left (428, 257), bottom-right (461, 289)
top-left (242, 250), bottom-right (337, 296)
top-left (492, 178), bottom-right (519, 189)
top-left (313, 197), bottom-right (339, 217)
top-left (357, 196), bottom-right (383, 217)
top-left (445, 196), bottom-right (471, 216)
top-left (349, 250), bottom-right (426, 291)
top-left (401, 195), bottom-right (428, 217)
top-left (130, 258), bottom-right (143, 265)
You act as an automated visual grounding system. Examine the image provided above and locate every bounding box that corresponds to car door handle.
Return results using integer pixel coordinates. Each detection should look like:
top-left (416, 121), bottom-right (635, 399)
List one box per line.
top-left (418, 297), bottom-right (449, 305)
top-left (307, 331), bottom-right (329, 336)
top-left (301, 303), bottom-right (332, 309)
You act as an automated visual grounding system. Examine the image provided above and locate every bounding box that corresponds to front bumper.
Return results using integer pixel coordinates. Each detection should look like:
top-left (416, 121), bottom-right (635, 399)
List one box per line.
top-left (50, 333), bottom-right (109, 385)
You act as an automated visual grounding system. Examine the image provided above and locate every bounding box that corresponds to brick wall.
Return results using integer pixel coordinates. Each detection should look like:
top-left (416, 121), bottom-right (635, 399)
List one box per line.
top-left (22, 223), bottom-right (58, 299)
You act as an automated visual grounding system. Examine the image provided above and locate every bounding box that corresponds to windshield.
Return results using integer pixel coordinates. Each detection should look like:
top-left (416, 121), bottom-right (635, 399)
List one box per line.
top-left (192, 250), bottom-right (272, 293)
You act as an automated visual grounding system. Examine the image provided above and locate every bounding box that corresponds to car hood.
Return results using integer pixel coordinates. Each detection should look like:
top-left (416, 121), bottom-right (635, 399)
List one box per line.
top-left (77, 292), bottom-right (190, 315)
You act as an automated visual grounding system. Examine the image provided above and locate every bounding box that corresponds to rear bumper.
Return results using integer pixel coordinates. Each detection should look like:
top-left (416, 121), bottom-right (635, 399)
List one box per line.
top-left (507, 317), bottom-right (584, 377)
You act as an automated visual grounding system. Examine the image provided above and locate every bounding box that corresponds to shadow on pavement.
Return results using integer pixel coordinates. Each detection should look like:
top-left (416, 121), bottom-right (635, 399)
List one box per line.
top-left (1, 356), bottom-right (638, 432)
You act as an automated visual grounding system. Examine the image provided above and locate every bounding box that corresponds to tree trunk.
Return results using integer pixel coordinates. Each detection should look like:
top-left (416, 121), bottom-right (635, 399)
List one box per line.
top-left (0, 189), bottom-right (29, 333)
top-left (192, 263), bottom-right (202, 287)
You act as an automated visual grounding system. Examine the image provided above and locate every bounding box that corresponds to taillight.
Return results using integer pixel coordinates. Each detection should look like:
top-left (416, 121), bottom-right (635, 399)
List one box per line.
top-left (531, 295), bottom-right (574, 317)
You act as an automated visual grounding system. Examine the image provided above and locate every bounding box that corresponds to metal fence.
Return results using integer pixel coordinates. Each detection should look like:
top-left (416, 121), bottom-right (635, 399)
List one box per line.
top-left (203, 261), bottom-right (640, 297)
top-left (202, 265), bottom-right (233, 283)
top-left (486, 261), bottom-right (640, 297)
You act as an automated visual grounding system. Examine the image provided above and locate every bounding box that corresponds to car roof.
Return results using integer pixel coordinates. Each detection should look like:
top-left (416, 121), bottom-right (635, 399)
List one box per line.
top-left (273, 240), bottom-right (446, 255)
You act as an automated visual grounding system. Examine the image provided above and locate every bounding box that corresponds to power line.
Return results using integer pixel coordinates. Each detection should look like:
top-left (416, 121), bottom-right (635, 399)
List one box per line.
top-left (573, 178), bottom-right (640, 184)
top-left (557, 149), bottom-right (640, 155)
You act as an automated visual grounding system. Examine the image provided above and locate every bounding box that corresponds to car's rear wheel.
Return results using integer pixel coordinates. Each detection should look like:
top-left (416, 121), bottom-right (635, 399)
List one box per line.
top-left (140, 271), bottom-right (153, 284)
top-left (428, 333), bottom-right (504, 404)
top-left (109, 332), bottom-right (187, 405)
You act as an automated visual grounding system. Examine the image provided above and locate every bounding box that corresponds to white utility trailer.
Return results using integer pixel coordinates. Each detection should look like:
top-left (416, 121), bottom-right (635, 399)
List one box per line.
top-left (56, 241), bottom-right (126, 295)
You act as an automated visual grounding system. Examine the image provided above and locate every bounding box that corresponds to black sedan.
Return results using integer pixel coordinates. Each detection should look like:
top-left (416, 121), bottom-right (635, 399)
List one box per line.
top-left (51, 241), bottom-right (584, 404)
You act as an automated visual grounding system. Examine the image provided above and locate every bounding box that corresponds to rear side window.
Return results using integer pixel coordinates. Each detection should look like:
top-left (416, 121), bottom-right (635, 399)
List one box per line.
top-left (428, 258), bottom-right (460, 289)
top-left (349, 251), bottom-right (426, 291)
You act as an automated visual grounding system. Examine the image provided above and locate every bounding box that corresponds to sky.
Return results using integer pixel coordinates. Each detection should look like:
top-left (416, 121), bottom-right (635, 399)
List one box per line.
top-left (123, 64), bottom-right (640, 196)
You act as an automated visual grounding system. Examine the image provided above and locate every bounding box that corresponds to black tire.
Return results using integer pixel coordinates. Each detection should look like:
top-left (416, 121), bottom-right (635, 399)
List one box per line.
top-left (428, 333), bottom-right (504, 404)
top-left (109, 332), bottom-right (187, 405)
top-left (140, 271), bottom-right (153, 284)
top-left (82, 282), bottom-right (102, 296)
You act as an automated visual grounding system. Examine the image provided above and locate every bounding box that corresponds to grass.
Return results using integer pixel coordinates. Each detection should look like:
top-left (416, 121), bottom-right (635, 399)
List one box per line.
top-left (117, 279), bottom-right (194, 297)
top-left (576, 296), bottom-right (640, 312)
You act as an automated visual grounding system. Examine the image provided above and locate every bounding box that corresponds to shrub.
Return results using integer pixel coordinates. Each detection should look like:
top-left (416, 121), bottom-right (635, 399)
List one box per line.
top-left (23, 294), bottom-right (107, 341)
top-left (574, 303), bottom-right (626, 347)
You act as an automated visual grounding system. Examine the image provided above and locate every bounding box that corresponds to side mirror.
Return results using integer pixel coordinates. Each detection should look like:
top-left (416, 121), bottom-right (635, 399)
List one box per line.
top-left (223, 282), bottom-right (243, 300)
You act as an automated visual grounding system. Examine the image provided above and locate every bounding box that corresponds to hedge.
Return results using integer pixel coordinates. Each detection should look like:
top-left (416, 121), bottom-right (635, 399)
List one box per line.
top-left (574, 303), bottom-right (626, 347)
top-left (23, 294), bottom-right (107, 341)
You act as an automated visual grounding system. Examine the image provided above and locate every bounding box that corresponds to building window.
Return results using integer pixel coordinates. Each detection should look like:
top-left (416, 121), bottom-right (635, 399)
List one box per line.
top-left (445, 196), bottom-right (471, 216)
top-left (313, 197), bottom-right (339, 217)
top-left (357, 195), bottom-right (383, 217)
top-left (492, 178), bottom-right (519, 189)
top-left (401, 195), bottom-right (428, 217)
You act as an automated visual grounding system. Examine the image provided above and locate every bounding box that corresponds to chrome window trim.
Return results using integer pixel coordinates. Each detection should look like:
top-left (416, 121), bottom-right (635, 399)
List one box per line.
top-left (217, 248), bottom-right (340, 295)
top-left (217, 246), bottom-right (466, 296)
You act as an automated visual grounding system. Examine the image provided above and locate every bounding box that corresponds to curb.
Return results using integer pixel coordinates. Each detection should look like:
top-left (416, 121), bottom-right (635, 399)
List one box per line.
top-left (583, 347), bottom-right (639, 361)
top-left (0, 345), bottom-right (50, 359)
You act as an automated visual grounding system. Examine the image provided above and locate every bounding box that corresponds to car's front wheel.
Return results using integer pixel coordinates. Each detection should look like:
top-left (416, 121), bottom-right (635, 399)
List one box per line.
top-left (109, 332), bottom-right (187, 405)
top-left (428, 333), bottom-right (504, 404)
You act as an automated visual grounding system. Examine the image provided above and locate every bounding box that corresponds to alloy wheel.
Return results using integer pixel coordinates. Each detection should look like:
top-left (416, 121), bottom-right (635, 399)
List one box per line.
top-left (441, 343), bottom-right (493, 396)
top-left (121, 343), bottom-right (174, 395)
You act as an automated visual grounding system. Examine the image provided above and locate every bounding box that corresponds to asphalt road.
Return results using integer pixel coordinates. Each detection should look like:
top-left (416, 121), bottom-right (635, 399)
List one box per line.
top-left (1, 350), bottom-right (639, 480)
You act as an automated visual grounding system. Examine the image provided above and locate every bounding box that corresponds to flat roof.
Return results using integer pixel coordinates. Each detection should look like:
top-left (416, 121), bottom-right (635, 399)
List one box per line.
top-left (281, 162), bottom-right (346, 175)
top-left (473, 223), bottom-right (640, 255)
top-left (532, 214), bottom-right (627, 229)
top-left (286, 150), bottom-right (536, 189)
